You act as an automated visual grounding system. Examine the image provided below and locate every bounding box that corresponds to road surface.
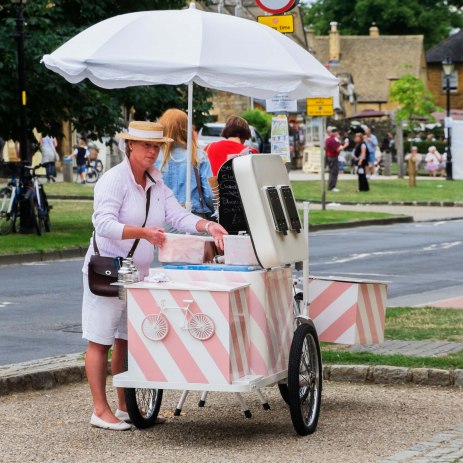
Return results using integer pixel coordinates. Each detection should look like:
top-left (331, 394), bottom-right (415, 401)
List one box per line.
top-left (0, 220), bottom-right (462, 365)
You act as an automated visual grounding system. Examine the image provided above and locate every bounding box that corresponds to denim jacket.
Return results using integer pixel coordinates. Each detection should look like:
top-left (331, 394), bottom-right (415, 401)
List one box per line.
top-left (154, 145), bottom-right (214, 214)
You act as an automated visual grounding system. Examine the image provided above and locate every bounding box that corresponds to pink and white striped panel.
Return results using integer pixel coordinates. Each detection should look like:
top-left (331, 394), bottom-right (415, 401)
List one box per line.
top-left (308, 278), bottom-right (387, 345)
top-left (127, 285), bottom-right (250, 385)
top-left (159, 267), bottom-right (294, 377)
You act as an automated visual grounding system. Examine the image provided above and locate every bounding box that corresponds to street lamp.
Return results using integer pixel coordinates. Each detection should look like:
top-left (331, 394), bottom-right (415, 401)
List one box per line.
top-left (442, 56), bottom-right (454, 180)
top-left (12, 0), bottom-right (28, 164)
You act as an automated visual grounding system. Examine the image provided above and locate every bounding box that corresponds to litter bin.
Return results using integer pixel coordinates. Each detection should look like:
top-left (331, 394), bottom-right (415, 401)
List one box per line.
top-left (63, 157), bottom-right (73, 183)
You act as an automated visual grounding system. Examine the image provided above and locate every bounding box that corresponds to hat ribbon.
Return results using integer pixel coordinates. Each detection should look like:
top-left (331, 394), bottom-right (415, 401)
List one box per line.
top-left (128, 127), bottom-right (164, 139)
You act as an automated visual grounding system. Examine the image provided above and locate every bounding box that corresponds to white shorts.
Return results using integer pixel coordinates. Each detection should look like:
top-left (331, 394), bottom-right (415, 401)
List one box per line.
top-left (81, 274), bottom-right (127, 346)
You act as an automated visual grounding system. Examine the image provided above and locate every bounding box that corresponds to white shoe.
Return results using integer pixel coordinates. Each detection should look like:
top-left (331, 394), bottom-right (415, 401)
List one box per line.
top-left (330, 188), bottom-right (340, 192)
top-left (90, 413), bottom-right (132, 431)
top-left (115, 409), bottom-right (166, 424)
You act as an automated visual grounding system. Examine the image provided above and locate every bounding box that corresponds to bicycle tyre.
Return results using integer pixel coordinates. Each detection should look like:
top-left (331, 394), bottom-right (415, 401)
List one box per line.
top-left (30, 194), bottom-right (45, 236)
top-left (287, 322), bottom-right (322, 436)
top-left (124, 349), bottom-right (163, 429)
top-left (85, 166), bottom-right (98, 184)
top-left (0, 187), bottom-right (16, 235)
top-left (39, 187), bottom-right (51, 232)
top-left (94, 159), bottom-right (104, 173)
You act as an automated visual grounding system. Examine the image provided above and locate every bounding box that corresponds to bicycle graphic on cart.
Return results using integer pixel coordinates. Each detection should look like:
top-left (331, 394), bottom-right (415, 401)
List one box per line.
top-left (142, 299), bottom-right (215, 342)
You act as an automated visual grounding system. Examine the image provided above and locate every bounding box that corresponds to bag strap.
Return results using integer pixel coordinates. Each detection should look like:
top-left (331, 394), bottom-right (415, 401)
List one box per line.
top-left (93, 171), bottom-right (154, 258)
top-left (193, 165), bottom-right (205, 210)
top-left (127, 184), bottom-right (151, 258)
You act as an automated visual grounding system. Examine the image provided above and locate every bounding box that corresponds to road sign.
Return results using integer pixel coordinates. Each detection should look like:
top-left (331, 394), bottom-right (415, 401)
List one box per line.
top-left (256, 0), bottom-right (295, 14)
top-left (307, 97), bottom-right (334, 117)
top-left (257, 14), bottom-right (294, 33)
top-left (266, 93), bottom-right (297, 112)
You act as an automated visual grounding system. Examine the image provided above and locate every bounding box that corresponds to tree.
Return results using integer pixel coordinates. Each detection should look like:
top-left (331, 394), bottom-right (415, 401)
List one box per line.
top-left (389, 73), bottom-right (440, 128)
top-left (0, 0), bottom-right (212, 143)
top-left (302, 0), bottom-right (463, 48)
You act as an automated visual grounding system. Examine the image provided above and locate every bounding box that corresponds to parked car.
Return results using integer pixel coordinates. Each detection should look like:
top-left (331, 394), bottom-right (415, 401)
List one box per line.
top-left (197, 122), bottom-right (269, 153)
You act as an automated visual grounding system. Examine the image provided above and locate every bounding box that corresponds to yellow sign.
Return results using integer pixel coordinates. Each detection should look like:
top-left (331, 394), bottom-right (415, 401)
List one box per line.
top-left (307, 97), bottom-right (334, 117)
top-left (257, 15), bottom-right (294, 33)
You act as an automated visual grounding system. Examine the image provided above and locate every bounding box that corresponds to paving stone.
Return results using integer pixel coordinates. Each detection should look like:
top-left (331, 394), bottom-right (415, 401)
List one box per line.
top-left (53, 366), bottom-right (84, 385)
top-left (411, 368), bottom-right (429, 385)
top-left (373, 366), bottom-right (409, 384)
top-left (329, 365), bottom-right (369, 382)
top-left (382, 450), bottom-right (420, 461)
top-left (30, 371), bottom-right (56, 390)
top-left (428, 369), bottom-right (451, 387)
top-left (454, 369), bottom-right (463, 387)
top-left (6, 374), bottom-right (32, 393)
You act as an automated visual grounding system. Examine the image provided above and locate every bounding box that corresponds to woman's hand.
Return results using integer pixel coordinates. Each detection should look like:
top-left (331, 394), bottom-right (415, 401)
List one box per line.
top-left (144, 227), bottom-right (166, 247)
top-left (206, 222), bottom-right (228, 251)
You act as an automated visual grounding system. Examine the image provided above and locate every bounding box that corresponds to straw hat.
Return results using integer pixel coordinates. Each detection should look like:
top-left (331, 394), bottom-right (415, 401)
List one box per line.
top-left (116, 121), bottom-right (173, 143)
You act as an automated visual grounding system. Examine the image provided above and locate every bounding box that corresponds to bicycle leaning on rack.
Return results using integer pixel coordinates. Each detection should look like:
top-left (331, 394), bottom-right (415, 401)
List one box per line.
top-left (0, 164), bottom-right (52, 236)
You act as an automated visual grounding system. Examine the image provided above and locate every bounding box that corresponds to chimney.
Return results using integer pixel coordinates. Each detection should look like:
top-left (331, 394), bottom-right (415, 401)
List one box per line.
top-left (306, 26), bottom-right (315, 50)
top-left (329, 21), bottom-right (340, 63)
top-left (369, 23), bottom-right (380, 37)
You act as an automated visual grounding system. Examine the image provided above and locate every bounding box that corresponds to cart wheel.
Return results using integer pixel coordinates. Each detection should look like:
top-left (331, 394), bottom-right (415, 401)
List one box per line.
top-left (278, 384), bottom-right (290, 405)
top-left (287, 321), bottom-right (322, 436)
top-left (187, 313), bottom-right (215, 340)
top-left (125, 388), bottom-right (164, 429)
top-left (142, 314), bottom-right (168, 341)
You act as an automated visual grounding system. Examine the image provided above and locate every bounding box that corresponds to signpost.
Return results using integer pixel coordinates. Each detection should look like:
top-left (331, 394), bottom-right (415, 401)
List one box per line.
top-left (256, 0), bottom-right (296, 14)
top-left (307, 98), bottom-right (334, 211)
top-left (257, 14), bottom-right (294, 33)
top-left (266, 93), bottom-right (297, 113)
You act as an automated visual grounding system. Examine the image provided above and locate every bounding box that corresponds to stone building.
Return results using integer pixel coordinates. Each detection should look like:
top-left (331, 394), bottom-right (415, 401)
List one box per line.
top-left (306, 23), bottom-right (427, 117)
top-left (426, 30), bottom-right (463, 111)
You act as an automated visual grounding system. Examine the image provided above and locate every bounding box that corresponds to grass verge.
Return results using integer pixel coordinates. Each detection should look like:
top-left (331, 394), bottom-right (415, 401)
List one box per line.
top-left (43, 182), bottom-right (95, 197)
top-left (292, 179), bottom-right (463, 204)
top-left (0, 201), bottom-right (400, 255)
top-left (321, 307), bottom-right (463, 369)
top-left (321, 350), bottom-right (463, 370)
top-left (0, 200), bottom-right (93, 255)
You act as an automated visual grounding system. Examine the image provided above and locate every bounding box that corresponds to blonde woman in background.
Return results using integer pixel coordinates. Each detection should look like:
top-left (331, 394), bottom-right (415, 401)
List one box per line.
top-left (155, 109), bottom-right (214, 219)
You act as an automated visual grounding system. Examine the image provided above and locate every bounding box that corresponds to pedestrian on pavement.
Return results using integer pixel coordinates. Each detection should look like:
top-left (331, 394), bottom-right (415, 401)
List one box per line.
top-left (425, 145), bottom-right (441, 177)
top-left (81, 120), bottom-right (227, 431)
top-left (155, 108), bottom-right (215, 220)
top-left (352, 132), bottom-right (369, 192)
top-left (40, 133), bottom-right (59, 183)
top-left (324, 127), bottom-right (347, 192)
top-left (67, 138), bottom-right (89, 184)
top-left (205, 115), bottom-right (258, 176)
top-left (364, 126), bottom-right (378, 178)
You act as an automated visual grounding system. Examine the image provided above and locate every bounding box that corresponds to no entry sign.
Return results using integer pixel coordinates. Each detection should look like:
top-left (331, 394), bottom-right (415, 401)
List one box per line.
top-left (256, 0), bottom-right (296, 14)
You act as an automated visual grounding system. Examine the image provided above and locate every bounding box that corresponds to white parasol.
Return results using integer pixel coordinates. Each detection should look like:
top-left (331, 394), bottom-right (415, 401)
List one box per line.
top-left (42, 3), bottom-right (338, 210)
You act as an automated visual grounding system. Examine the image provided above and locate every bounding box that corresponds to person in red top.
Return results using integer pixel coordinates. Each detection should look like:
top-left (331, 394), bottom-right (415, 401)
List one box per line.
top-left (325, 127), bottom-right (348, 192)
top-left (205, 116), bottom-right (258, 175)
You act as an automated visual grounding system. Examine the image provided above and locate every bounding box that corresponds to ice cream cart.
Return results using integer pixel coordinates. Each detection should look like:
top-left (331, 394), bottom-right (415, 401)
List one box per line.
top-left (113, 154), bottom-right (385, 436)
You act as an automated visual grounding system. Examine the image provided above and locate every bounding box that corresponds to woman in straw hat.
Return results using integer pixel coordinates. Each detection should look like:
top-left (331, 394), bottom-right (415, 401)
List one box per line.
top-left (81, 121), bottom-right (227, 431)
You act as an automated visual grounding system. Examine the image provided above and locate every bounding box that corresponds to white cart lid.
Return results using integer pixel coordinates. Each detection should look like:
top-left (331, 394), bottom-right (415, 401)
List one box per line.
top-left (232, 154), bottom-right (308, 269)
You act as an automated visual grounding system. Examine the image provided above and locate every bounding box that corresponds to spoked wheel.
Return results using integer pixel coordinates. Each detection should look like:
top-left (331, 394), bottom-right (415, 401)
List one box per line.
top-left (278, 383), bottom-right (290, 405)
top-left (287, 321), bottom-right (322, 436)
top-left (85, 166), bottom-right (98, 184)
top-left (187, 313), bottom-right (215, 340)
top-left (125, 387), bottom-right (164, 429)
top-left (30, 195), bottom-right (45, 236)
top-left (0, 188), bottom-right (15, 235)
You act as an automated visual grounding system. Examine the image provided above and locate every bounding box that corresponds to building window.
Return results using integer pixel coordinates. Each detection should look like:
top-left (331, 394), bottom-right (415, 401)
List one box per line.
top-left (441, 71), bottom-right (458, 91)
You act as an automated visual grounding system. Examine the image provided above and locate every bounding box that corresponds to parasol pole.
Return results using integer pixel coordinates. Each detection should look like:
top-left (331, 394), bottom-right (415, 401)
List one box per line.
top-left (185, 80), bottom-right (194, 212)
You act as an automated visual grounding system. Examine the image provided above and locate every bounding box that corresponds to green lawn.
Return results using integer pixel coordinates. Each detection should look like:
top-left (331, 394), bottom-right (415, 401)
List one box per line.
top-left (43, 182), bottom-right (95, 197)
top-left (306, 210), bottom-right (399, 225)
top-left (0, 200), bottom-right (93, 255)
top-left (322, 307), bottom-right (463, 370)
top-left (292, 179), bottom-right (463, 203)
top-left (322, 351), bottom-right (463, 370)
top-left (385, 307), bottom-right (463, 343)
